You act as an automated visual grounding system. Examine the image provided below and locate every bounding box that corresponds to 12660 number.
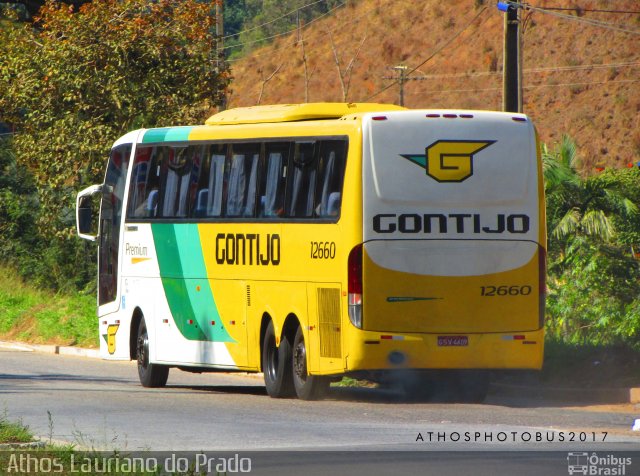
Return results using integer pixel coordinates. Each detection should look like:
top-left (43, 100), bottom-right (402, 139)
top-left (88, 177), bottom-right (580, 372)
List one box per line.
top-left (310, 241), bottom-right (336, 259)
top-left (480, 285), bottom-right (532, 296)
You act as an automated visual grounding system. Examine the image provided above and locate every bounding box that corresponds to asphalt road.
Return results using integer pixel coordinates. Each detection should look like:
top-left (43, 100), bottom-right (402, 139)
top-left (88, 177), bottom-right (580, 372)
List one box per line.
top-left (1, 344), bottom-right (639, 475)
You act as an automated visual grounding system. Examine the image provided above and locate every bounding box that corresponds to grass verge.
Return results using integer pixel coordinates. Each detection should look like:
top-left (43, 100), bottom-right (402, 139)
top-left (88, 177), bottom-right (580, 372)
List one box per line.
top-left (542, 339), bottom-right (640, 388)
top-left (331, 376), bottom-right (377, 388)
top-left (0, 413), bottom-right (222, 475)
top-left (0, 413), bottom-right (33, 444)
top-left (0, 265), bottom-right (97, 348)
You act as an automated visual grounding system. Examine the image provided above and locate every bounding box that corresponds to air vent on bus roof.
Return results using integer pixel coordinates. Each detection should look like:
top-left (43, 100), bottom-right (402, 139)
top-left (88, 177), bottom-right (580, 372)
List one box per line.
top-left (204, 103), bottom-right (405, 126)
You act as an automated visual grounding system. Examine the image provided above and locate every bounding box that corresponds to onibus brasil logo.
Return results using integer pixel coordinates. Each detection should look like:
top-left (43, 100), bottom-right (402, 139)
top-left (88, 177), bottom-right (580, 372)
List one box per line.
top-left (567, 452), bottom-right (632, 475)
top-left (400, 140), bottom-right (495, 183)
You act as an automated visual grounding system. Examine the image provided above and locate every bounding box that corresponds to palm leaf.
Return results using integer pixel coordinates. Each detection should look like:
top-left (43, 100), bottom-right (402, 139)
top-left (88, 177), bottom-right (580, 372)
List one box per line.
top-left (581, 210), bottom-right (615, 241)
top-left (602, 189), bottom-right (639, 215)
top-left (552, 207), bottom-right (581, 239)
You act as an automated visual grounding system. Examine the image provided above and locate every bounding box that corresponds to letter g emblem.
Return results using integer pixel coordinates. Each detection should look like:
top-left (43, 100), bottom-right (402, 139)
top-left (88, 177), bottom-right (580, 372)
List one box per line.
top-left (401, 140), bottom-right (495, 183)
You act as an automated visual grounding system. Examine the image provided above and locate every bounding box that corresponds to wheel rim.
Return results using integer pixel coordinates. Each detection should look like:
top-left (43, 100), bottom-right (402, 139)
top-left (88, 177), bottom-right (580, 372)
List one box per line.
top-left (137, 329), bottom-right (149, 370)
top-left (294, 338), bottom-right (307, 383)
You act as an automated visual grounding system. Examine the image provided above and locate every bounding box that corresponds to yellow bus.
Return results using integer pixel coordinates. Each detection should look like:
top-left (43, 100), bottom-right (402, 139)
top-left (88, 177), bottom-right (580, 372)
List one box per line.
top-left (76, 103), bottom-right (546, 401)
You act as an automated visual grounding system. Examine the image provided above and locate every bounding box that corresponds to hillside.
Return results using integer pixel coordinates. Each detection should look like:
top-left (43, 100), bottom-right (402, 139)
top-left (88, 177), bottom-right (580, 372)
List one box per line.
top-left (227, 0), bottom-right (640, 171)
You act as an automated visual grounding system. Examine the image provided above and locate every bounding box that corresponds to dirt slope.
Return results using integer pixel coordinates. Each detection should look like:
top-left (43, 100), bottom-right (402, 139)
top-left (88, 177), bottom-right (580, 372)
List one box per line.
top-left (226, 0), bottom-right (640, 171)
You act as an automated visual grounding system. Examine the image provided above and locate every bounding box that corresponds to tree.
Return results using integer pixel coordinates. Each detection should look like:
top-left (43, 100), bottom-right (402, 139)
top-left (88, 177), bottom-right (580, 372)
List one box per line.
top-left (256, 61), bottom-right (284, 105)
top-left (327, 29), bottom-right (367, 102)
top-left (543, 136), bottom-right (640, 347)
top-left (0, 0), bottom-right (229, 289)
top-left (544, 136), bottom-right (637, 244)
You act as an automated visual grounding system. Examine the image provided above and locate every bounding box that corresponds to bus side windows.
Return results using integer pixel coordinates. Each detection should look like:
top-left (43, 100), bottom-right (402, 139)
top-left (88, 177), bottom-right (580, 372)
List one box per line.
top-left (186, 146), bottom-right (204, 218)
top-left (315, 140), bottom-right (346, 218)
top-left (127, 138), bottom-right (346, 222)
top-left (129, 146), bottom-right (162, 219)
top-left (226, 143), bottom-right (260, 218)
top-left (287, 142), bottom-right (317, 218)
top-left (160, 146), bottom-right (193, 218)
top-left (243, 153), bottom-right (260, 217)
top-left (260, 143), bottom-right (289, 218)
top-left (192, 142), bottom-right (228, 219)
top-left (206, 153), bottom-right (226, 217)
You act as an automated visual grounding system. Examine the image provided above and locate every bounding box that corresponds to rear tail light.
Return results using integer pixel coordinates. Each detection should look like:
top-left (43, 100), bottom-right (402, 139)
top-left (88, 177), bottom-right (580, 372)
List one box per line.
top-left (538, 245), bottom-right (547, 329)
top-left (348, 244), bottom-right (363, 329)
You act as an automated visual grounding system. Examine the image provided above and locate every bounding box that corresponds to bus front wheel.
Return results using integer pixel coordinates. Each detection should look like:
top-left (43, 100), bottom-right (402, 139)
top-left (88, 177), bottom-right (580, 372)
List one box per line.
top-left (136, 318), bottom-right (169, 388)
top-left (262, 321), bottom-right (294, 398)
top-left (292, 326), bottom-right (329, 400)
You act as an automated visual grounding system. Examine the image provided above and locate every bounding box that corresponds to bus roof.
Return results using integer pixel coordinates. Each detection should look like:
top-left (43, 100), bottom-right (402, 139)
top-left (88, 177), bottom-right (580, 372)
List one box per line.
top-left (204, 103), bottom-right (406, 126)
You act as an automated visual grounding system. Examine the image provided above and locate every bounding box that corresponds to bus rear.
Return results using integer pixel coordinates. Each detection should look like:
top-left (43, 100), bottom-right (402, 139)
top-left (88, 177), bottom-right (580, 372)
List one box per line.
top-left (347, 110), bottom-right (545, 386)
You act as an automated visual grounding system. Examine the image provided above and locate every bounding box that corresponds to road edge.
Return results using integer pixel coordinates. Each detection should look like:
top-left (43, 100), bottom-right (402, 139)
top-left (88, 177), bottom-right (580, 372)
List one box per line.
top-left (2, 339), bottom-right (639, 405)
top-left (0, 340), bottom-right (100, 359)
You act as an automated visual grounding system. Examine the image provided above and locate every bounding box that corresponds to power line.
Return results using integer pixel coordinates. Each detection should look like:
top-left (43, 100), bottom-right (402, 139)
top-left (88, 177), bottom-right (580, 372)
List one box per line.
top-left (223, 1), bottom-right (346, 51)
top-left (226, 0), bottom-right (375, 63)
top-left (525, 61), bottom-right (640, 74)
top-left (522, 78), bottom-right (640, 90)
top-left (224, 24), bottom-right (299, 51)
top-left (405, 78), bottom-right (640, 96)
top-left (534, 6), bottom-right (640, 15)
top-left (507, 2), bottom-right (640, 36)
top-left (365, 6), bottom-right (491, 101)
top-left (222, 0), bottom-right (331, 41)
top-left (396, 61), bottom-right (640, 80)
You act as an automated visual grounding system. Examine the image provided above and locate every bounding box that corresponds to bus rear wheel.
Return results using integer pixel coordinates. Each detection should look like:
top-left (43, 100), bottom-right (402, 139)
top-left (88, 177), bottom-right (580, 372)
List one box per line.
top-left (136, 318), bottom-right (169, 388)
top-left (292, 326), bottom-right (329, 400)
top-left (262, 321), bottom-right (294, 398)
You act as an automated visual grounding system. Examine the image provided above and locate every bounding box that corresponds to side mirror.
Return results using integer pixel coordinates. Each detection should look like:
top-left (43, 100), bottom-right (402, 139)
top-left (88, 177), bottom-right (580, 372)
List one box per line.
top-left (77, 197), bottom-right (93, 235)
top-left (76, 184), bottom-right (102, 241)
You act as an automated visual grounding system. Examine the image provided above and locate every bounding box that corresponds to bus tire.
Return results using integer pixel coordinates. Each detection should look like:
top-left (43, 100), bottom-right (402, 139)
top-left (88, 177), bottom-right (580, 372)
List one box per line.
top-left (136, 318), bottom-right (169, 388)
top-left (292, 326), bottom-right (329, 400)
top-left (262, 321), bottom-right (294, 398)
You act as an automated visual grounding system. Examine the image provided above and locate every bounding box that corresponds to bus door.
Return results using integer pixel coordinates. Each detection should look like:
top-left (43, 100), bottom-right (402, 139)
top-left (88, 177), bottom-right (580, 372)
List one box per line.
top-left (98, 144), bottom-right (131, 312)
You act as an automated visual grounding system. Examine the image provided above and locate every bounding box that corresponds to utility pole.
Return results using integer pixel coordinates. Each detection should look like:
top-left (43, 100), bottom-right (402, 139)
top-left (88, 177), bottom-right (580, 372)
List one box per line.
top-left (215, 0), bottom-right (227, 111)
top-left (391, 65), bottom-right (408, 107)
top-left (500, 1), bottom-right (522, 112)
top-left (383, 65), bottom-right (437, 107)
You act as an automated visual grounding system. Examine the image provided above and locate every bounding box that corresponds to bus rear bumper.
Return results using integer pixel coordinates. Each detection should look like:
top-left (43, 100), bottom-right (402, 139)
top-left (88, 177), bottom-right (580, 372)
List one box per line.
top-left (344, 329), bottom-right (544, 372)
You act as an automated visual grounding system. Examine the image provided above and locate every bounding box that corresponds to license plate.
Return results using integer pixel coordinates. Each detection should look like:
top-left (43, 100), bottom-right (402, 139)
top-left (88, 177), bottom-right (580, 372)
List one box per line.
top-left (437, 336), bottom-right (469, 346)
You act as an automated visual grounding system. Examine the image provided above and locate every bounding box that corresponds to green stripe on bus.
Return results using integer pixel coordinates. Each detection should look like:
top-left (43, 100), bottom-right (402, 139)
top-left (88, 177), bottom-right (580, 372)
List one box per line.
top-left (151, 223), bottom-right (234, 343)
top-left (142, 127), bottom-right (194, 143)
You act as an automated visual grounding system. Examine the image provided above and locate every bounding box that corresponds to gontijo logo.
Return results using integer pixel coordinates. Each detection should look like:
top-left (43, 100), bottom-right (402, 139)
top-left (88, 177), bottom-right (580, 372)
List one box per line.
top-left (401, 140), bottom-right (495, 183)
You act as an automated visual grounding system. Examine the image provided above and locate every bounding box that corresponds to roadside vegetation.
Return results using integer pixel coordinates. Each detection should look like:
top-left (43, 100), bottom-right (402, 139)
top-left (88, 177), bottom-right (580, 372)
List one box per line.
top-left (0, 265), bottom-right (95, 347)
top-left (0, 0), bottom-right (228, 292)
top-left (542, 340), bottom-right (640, 388)
top-left (0, 413), bottom-right (227, 475)
top-left (0, 412), bottom-right (33, 444)
top-left (543, 136), bottom-right (640, 348)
